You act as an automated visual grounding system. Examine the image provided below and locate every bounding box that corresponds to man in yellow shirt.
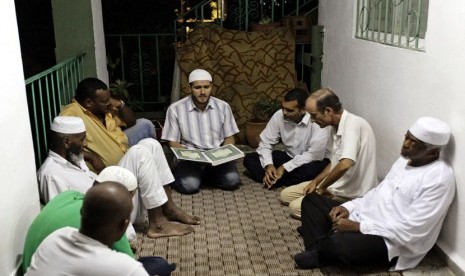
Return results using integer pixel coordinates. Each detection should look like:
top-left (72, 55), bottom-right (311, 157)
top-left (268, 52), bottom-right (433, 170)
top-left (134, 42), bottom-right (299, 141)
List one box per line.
top-left (60, 78), bottom-right (200, 238)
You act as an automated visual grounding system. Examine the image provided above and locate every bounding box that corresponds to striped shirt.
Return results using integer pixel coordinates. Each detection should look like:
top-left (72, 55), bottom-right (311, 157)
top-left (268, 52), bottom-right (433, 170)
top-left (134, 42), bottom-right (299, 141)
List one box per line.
top-left (162, 96), bottom-right (239, 150)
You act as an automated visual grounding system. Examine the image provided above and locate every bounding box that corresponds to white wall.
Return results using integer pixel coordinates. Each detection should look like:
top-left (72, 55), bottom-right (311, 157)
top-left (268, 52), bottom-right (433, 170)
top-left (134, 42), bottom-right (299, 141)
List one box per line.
top-left (319, 0), bottom-right (465, 271)
top-left (0, 1), bottom-right (41, 275)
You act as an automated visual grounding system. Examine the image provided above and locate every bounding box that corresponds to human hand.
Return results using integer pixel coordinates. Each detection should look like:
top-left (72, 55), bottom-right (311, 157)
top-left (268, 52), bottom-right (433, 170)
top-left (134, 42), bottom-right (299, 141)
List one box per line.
top-left (303, 181), bottom-right (317, 195)
top-left (109, 97), bottom-right (124, 111)
top-left (329, 206), bottom-right (349, 222)
top-left (263, 165), bottom-right (277, 189)
top-left (331, 218), bottom-right (359, 233)
top-left (84, 152), bottom-right (106, 174)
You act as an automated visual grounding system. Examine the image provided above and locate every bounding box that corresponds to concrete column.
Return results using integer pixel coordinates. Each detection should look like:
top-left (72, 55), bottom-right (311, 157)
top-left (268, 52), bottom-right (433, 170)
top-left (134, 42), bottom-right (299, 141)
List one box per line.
top-left (52, 0), bottom-right (108, 83)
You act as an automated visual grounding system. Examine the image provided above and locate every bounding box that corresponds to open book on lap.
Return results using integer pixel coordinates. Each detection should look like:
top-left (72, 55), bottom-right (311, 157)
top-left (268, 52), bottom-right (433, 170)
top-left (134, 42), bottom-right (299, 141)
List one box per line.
top-left (171, 144), bottom-right (245, 166)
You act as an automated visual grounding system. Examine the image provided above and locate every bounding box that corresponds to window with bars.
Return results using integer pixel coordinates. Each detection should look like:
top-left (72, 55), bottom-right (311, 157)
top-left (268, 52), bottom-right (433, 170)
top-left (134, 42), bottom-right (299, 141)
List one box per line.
top-left (355, 0), bottom-right (429, 51)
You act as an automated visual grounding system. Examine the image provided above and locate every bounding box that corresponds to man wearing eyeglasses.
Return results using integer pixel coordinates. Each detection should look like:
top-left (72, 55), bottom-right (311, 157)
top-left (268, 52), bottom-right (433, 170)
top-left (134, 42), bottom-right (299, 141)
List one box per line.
top-left (162, 69), bottom-right (240, 194)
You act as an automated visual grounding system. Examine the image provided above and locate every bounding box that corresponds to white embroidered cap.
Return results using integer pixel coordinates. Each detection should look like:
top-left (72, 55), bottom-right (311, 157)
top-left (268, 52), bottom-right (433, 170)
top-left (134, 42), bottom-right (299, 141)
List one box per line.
top-left (50, 116), bottom-right (86, 134)
top-left (188, 69), bottom-right (212, 83)
top-left (409, 117), bottom-right (451, 146)
top-left (95, 166), bottom-right (138, 192)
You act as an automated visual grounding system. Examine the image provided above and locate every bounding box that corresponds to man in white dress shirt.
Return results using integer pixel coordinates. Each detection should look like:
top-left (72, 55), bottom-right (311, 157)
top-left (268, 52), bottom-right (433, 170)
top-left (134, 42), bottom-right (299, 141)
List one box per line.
top-left (295, 117), bottom-right (455, 271)
top-left (38, 116), bottom-right (197, 239)
top-left (26, 181), bottom-right (150, 276)
top-left (279, 88), bottom-right (378, 218)
top-left (243, 88), bottom-right (330, 189)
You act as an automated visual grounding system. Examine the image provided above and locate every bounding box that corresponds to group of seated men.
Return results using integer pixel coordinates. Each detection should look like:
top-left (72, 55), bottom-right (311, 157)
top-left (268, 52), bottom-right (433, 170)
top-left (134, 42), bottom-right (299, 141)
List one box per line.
top-left (244, 87), bottom-right (454, 271)
top-left (23, 68), bottom-right (455, 274)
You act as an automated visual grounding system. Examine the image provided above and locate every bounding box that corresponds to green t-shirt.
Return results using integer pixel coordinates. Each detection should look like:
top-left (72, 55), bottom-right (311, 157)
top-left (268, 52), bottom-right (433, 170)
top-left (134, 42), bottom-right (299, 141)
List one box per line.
top-left (22, 190), bottom-right (135, 272)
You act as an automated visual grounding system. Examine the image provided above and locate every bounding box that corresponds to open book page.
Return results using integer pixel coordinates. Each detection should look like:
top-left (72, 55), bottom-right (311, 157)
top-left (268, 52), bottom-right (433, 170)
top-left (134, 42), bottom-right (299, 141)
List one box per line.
top-left (203, 144), bottom-right (245, 166)
top-left (170, 148), bottom-right (211, 163)
top-left (170, 144), bottom-right (244, 166)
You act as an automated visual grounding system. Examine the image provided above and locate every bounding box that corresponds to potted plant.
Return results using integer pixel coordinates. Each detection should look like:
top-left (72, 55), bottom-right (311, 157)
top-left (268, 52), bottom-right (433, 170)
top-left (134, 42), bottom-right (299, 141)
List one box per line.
top-left (244, 96), bottom-right (281, 148)
top-left (251, 16), bottom-right (282, 32)
top-left (109, 79), bottom-right (144, 111)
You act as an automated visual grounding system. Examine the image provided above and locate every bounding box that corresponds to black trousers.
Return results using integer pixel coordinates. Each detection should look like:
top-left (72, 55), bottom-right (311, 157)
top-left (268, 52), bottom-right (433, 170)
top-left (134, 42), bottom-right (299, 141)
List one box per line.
top-left (243, 151), bottom-right (329, 187)
top-left (300, 193), bottom-right (391, 267)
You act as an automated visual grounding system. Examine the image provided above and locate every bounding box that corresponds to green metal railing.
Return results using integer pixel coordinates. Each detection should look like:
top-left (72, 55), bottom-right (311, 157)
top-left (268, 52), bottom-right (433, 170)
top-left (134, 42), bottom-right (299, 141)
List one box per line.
top-left (25, 53), bottom-right (86, 167)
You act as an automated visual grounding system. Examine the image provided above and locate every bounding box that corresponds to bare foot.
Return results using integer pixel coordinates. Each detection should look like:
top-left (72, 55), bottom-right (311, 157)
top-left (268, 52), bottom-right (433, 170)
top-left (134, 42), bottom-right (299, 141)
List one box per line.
top-left (163, 204), bottom-right (201, 225)
top-left (146, 222), bottom-right (194, 239)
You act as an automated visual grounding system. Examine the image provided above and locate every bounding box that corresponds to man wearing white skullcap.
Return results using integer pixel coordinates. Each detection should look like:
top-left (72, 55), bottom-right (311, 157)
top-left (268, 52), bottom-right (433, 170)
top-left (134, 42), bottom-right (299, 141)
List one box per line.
top-left (25, 182), bottom-right (151, 276)
top-left (295, 117), bottom-right (455, 272)
top-left (38, 115), bottom-right (198, 239)
top-left (38, 116), bottom-right (96, 203)
top-left (162, 68), bottom-right (241, 194)
top-left (24, 166), bottom-right (175, 275)
top-left (24, 167), bottom-right (138, 272)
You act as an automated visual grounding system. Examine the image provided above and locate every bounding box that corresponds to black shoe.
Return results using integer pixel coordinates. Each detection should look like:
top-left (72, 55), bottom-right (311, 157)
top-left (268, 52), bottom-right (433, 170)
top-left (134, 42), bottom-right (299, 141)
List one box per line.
top-left (294, 250), bottom-right (320, 269)
top-left (296, 225), bottom-right (304, 236)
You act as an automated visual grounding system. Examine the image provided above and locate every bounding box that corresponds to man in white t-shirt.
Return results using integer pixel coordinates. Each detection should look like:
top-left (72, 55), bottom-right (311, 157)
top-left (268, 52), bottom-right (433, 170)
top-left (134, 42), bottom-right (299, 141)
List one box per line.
top-left (26, 182), bottom-right (149, 276)
top-left (280, 88), bottom-right (378, 218)
top-left (295, 117), bottom-right (455, 271)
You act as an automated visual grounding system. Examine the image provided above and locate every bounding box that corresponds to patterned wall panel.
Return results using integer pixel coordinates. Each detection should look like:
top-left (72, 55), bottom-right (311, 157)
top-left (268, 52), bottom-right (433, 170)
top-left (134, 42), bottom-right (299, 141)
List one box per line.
top-left (178, 23), bottom-right (296, 142)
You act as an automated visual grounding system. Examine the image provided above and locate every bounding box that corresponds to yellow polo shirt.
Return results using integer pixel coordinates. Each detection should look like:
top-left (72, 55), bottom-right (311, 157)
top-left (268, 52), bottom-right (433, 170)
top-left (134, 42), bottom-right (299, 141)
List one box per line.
top-left (60, 100), bottom-right (128, 167)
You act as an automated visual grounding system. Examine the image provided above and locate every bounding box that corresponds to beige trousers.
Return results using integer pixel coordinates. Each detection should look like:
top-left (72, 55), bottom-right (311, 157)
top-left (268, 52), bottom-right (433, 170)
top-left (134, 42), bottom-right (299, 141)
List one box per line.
top-left (280, 181), bottom-right (348, 218)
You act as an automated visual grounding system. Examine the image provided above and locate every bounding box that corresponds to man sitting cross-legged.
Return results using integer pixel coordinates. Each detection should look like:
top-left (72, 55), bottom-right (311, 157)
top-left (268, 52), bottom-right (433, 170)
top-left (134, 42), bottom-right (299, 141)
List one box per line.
top-left (295, 117), bottom-right (455, 271)
top-left (26, 182), bottom-right (149, 275)
top-left (38, 116), bottom-right (197, 238)
top-left (161, 69), bottom-right (241, 194)
top-left (243, 88), bottom-right (330, 189)
top-left (279, 88), bottom-right (378, 218)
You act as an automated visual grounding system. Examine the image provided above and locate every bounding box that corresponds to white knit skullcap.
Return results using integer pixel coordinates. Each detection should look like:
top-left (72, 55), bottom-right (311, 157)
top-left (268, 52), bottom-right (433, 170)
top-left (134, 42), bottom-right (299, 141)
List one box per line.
top-left (95, 166), bottom-right (138, 192)
top-left (50, 116), bottom-right (86, 134)
top-left (409, 117), bottom-right (451, 146)
top-left (188, 69), bottom-right (212, 83)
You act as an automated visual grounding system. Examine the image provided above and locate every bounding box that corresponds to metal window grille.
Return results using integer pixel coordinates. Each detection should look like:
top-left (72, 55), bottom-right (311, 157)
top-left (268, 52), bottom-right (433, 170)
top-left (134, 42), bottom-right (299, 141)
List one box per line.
top-left (355, 0), bottom-right (429, 51)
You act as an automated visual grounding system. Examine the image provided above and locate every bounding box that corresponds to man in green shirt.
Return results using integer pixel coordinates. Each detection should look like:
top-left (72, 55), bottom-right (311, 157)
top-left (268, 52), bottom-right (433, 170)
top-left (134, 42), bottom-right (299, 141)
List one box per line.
top-left (22, 165), bottom-right (138, 273)
top-left (22, 190), bottom-right (134, 271)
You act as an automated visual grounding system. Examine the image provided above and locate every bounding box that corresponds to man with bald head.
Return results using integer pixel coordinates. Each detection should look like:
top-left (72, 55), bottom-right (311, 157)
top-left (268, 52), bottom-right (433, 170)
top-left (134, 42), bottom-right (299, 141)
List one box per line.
top-left (162, 68), bottom-right (240, 194)
top-left (26, 182), bottom-right (149, 275)
top-left (23, 166), bottom-right (137, 273)
top-left (280, 88), bottom-right (378, 218)
top-left (23, 166), bottom-right (176, 275)
top-left (295, 117), bottom-right (455, 271)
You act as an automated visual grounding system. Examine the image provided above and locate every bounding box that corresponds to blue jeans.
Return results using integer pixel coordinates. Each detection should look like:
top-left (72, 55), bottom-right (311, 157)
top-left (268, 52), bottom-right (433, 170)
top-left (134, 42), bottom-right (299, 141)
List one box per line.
top-left (171, 160), bottom-right (240, 194)
top-left (124, 118), bottom-right (157, 147)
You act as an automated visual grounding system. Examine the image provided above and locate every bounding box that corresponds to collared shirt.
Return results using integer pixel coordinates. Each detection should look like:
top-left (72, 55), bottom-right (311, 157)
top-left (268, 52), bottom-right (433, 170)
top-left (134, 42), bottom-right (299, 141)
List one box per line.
top-left (60, 100), bottom-right (128, 166)
top-left (256, 110), bottom-right (329, 172)
top-left (38, 151), bottom-right (96, 203)
top-left (342, 157), bottom-right (455, 271)
top-left (326, 110), bottom-right (378, 199)
top-left (162, 96), bottom-right (239, 150)
top-left (22, 191), bottom-right (135, 272)
top-left (26, 227), bottom-right (148, 276)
